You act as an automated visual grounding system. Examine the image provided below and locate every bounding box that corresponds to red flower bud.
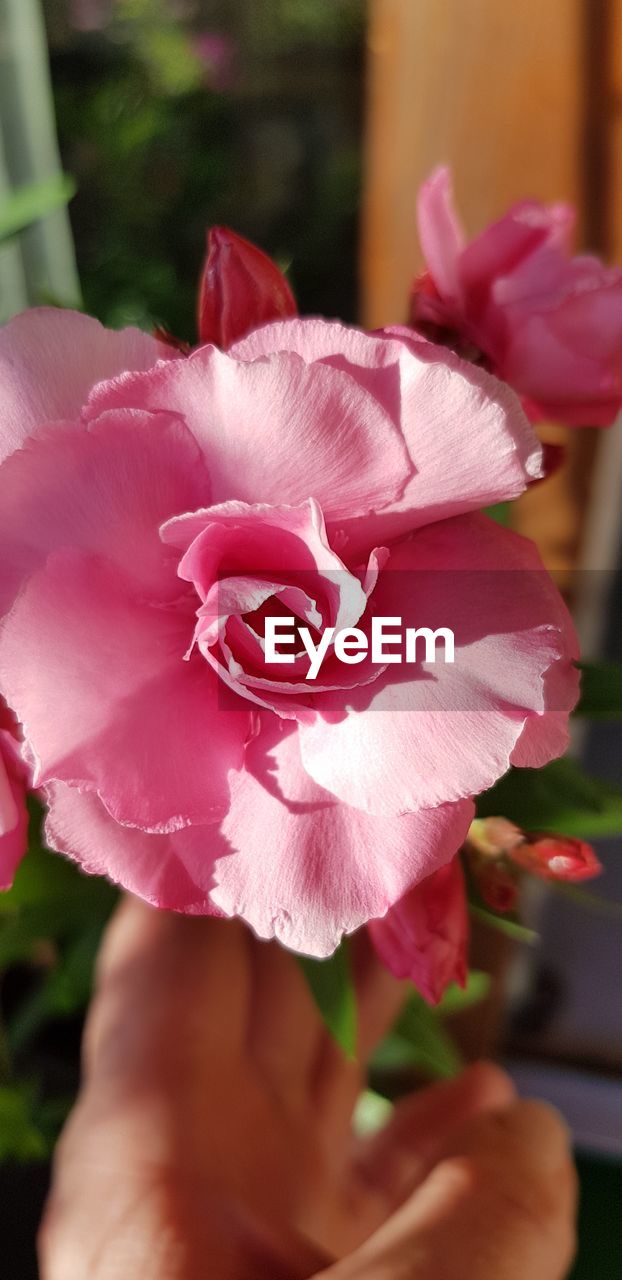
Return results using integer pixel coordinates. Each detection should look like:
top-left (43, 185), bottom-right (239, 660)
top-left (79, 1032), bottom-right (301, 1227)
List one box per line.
top-left (473, 860), bottom-right (520, 914)
top-left (368, 858), bottom-right (468, 1004)
top-left (197, 227), bottom-right (297, 349)
top-left (511, 834), bottom-right (602, 883)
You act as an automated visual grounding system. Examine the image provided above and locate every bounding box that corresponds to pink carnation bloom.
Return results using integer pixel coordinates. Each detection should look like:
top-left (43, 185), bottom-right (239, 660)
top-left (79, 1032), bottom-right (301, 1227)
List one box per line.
top-left (412, 166), bottom-right (622, 426)
top-left (0, 307), bottom-right (579, 956)
top-left (0, 701), bottom-right (30, 889)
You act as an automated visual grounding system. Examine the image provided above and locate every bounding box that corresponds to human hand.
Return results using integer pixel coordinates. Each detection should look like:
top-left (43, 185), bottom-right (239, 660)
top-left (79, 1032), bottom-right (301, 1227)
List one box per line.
top-left (39, 898), bottom-right (577, 1279)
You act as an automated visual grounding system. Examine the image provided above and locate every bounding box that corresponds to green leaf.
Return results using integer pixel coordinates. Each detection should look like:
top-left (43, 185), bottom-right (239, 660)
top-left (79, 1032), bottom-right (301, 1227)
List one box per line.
top-left (0, 1087), bottom-right (47, 1162)
top-left (0, 867), bottom-right (116, 968)
top-left (476, 757), bottom-right (622, 839)
top-left (298, 941), bottom-right (357, 1059)
top-left (371, 1031), bottom-right (423, 1072)
top-left (393, 994), bottom-right (463, 1079)
top-left (485, 502), bottom-right (510, 527)
top-left (0, 801), bottom-right (117, 921)
top-left (8, 924), bottom-right (105, 1054)
top-left (575, 661), bottom-right (622, 720)
top-left (437, 970), bottom-right (492, 1015)
top-left (372, 975), bottom-right (491, 1081)
top-left (0, 174), bottom-right (76, 243)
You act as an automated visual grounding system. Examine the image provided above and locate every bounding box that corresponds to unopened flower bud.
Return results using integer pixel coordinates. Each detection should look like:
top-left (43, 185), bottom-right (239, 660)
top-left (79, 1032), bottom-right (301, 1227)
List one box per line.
top-left (197, 226), bottom-right (297, 348)
top-left (467, 817), bottom-right (524, 859)
top-left (511, 834), bottom-right (602, 883)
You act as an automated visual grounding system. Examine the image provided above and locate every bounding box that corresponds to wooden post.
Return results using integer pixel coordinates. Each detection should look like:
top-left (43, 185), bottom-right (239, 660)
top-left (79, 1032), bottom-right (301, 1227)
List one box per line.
top-left (360, 0), bottom-right (622, 1059)
top-left (361, 0), bottom-right (583, 330)
top-left (361, 0), bottom-right (615, 586)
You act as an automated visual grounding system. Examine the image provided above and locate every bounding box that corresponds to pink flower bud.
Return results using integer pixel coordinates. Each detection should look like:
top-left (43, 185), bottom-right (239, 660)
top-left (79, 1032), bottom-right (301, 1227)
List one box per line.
top-left (511, 834), bottom-right (602, 882)
top-left (467, 817), bottom-right (524, 859)
top-left (197, 227), bottom-right (297, 349)
top-left (368, 858), bottom-right (468, 1005)
top-left (412, 166), bottom-right (622, 426)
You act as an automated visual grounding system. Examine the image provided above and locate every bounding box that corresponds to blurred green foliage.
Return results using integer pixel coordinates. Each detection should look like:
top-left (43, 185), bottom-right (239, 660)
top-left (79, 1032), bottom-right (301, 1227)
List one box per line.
top-left (44, 0), bottom-right (364, 337)
top-left (0, 804), bottom-right (116, 1159)
top-left (476, 757), bottom-right (622, 840)
top-left (299, 942), bottom-right (357, 1059)
top-left (371, 973), bottom-right (492, 1084)
top-left (576, 660), bottom-right (622, 720)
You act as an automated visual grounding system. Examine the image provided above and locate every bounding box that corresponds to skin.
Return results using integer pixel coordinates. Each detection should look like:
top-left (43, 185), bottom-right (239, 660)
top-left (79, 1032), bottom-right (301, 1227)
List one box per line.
top-left (39, 898), bottom-right (578, 1279)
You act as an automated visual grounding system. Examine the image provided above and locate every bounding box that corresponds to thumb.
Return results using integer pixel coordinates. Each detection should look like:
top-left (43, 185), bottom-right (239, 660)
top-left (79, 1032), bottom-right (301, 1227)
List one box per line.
top-left (318, 1099), bottom-right (577, 1280)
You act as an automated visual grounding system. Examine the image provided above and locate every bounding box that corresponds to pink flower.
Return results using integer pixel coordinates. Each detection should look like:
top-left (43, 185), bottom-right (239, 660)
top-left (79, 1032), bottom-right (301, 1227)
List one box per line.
top-left (193, 33), bottom-right (239, 92)
top-left (465, 816), bottom-right (601, 915)
top-left (0, 306), bottom-right (579, 955)
top-left (511, 833), bottom-right (601, 882)
top-left (70, 0), bottom-right (112, 31)
top-left (0, 701), bottom-right (30, 890)
top-left (412, 166), bottom-right (622, 426)
top-left (466, 817), bottom-right (524, 859)
top-left (368, 858), bottom-right (468, 1004)
top-left (198, 227), bottom-right (297, 349)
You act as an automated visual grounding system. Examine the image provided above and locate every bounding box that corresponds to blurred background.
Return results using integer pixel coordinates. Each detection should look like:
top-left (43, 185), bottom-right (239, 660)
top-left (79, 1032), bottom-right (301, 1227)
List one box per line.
top-left (0, 1), bottom-right (621, 1276)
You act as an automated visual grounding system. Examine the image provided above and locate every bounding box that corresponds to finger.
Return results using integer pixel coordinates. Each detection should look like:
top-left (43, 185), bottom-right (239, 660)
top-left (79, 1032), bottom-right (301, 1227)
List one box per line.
top-left (84, 896), bottom-right (253, 1089)
top-left (42, 902), bottom-right (321, 1279)
top-left (247, 936), bottom-right (325, 1113)
top-left (351, 1060), bottom-right (516, 1208)
top-left (309, 934), bottom-right (408, 1149)
top-left (352, 930), bottom-right (410, 1060)
top-left (41, 1166), bottom-right (333, 1280)
top-left (323, 1099), bottom-right (577, 1280)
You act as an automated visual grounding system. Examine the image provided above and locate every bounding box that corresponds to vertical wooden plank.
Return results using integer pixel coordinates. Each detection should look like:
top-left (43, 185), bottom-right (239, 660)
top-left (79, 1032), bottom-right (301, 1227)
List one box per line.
top-left (574, 0), bottom-right (622, 631)
top-left (361, 0), bottom-right (583, 330)
top-left (360, 0), bottom-right (598, 584)
top-left (604, 0), bottom-right (622, 260)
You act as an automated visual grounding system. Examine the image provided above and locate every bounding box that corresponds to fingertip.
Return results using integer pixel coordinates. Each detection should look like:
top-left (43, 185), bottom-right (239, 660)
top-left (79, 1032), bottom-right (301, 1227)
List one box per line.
top-left (458, 1060), bottom-right (517, 1110)
top-left (484, 1097), bottom-right (573, 1170)
top-left (432, 1090), bottom-right (577, 1215)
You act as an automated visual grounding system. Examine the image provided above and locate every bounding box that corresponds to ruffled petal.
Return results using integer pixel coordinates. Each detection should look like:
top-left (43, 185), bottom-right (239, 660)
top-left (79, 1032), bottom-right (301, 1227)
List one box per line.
top-left (85, 341), bottom-right (411, 522)
top-left (459, 202), bottom-right (573, 300)
top-left (416, 166), bottom-right (465, 302)
top-left (45, 783), bottom-right (229, 911)
top-left (501, 314), bottom-right (622, 426)
top-left (299, 514), bottom-right (579, 815)
top-left (210, 716), bottom-right (473, 956)
top-left (228, 318), bottom-right (542, 544)
top-left (0, 409), bottom-right (211, 615)
top-left (0, 308), bottom-right (166, 462)
top-left (0, 552), bottom-right (248, 831)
